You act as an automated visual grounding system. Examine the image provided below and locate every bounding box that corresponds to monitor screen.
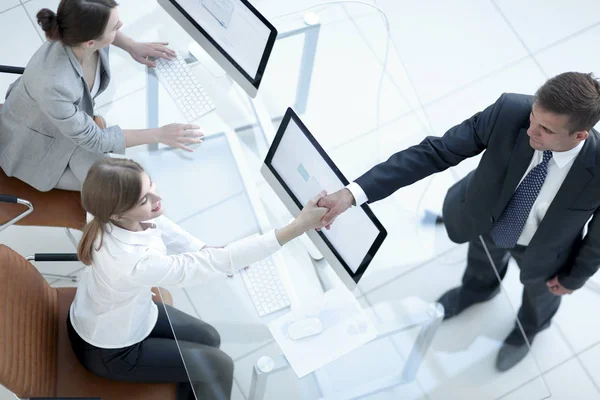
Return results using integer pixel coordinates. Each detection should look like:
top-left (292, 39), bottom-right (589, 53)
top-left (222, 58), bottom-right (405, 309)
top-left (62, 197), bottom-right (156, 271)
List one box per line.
top-left (264, 108), bottom-right (387, 280)
top-left (160, 0), bottom-right (277, 95)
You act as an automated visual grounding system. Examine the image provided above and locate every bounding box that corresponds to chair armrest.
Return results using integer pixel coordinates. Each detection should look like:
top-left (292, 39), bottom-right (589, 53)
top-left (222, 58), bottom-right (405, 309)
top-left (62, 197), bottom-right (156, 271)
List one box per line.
top-left (26, 253), bottom-right (79, 262)
top-left (0, 65), bottom-right (25, 75)
top-left (0, 195), bottom-right (33, 232)
top-left (0, 194), bottom-right (20, 203)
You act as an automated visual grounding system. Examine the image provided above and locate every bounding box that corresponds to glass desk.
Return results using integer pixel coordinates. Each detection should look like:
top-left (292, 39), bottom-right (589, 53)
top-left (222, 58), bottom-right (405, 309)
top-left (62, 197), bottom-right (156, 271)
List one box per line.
top-left (89, 1), bottom-right (553, 399)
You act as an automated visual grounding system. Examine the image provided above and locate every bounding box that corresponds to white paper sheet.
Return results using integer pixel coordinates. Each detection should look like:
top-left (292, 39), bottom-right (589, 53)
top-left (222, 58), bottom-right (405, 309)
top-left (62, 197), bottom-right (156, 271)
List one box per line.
top-left (268, 286), bottom-right (377, 378)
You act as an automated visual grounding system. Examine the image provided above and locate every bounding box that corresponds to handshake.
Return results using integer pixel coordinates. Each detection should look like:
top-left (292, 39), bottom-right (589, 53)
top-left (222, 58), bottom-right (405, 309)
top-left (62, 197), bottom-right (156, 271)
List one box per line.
top-left (295, 188), bottom-right (356, 233)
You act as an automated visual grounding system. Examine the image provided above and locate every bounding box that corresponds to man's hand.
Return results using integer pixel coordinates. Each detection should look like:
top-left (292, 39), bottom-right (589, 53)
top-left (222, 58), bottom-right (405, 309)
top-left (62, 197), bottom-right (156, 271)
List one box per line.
top-left (317, 188), bottom-right (356, 229)
top-left (546, 276), bottom-right (574, 296)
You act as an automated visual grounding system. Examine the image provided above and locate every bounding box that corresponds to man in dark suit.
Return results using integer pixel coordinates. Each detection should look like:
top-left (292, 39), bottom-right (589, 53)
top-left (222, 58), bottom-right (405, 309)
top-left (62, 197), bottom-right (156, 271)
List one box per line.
top-left (319, 72), bottom-right (600, 371)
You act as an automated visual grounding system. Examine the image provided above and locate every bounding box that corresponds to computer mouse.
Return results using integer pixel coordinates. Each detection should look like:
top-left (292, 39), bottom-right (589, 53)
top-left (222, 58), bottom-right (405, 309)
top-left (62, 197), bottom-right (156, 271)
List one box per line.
top-left (287, 317), bottom-right (323, 340)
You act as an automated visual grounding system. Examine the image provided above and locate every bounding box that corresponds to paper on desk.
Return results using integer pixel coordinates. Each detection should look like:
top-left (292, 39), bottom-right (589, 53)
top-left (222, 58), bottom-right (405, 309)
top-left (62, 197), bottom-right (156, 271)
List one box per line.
top-left (268, 286), bottom-right (377, 378)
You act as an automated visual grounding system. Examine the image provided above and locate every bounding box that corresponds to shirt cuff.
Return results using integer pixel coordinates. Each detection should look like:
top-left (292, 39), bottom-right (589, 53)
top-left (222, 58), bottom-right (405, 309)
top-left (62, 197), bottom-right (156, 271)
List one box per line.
top-left (189, 237), bottom-right (207, 252)
top-left (346, 182), bottom-right (368, 206)
top-left (263, 229), bottom-right (283, 251)
top-left (105, 125), bottom-right (126, 154)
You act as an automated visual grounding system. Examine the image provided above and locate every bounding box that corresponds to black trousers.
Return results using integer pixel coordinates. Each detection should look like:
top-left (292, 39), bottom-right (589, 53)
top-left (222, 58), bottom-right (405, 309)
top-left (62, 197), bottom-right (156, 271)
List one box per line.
top-left (460, 234), bottom-right (561, 338)
top-left (67, 303), bottom-right (234, 400)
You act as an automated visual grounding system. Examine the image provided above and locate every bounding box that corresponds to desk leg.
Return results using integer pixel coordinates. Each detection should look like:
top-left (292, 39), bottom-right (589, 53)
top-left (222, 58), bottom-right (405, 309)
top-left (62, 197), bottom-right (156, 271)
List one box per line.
top-left (401, 302), bottom-right (444, 382)
top-left (146, 66), bottom-right (159, 152)
top-left (248, 355), bottom-right (290, 400)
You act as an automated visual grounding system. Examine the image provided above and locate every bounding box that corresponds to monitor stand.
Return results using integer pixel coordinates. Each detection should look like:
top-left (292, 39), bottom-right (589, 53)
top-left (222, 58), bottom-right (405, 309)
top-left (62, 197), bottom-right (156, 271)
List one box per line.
top-left (312, 257), bottom-right (342, 293)
top-left (187, 41), bottom-right (226, 78)
top-left (298, 232), bottom-right (324, 260)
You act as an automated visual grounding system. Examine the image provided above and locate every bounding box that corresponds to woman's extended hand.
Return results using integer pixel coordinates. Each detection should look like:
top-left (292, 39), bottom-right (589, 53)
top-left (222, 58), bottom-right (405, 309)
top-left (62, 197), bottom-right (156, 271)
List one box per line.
top-left (157, 123), bottom-right (204, 152)
top-left (129, 41), bottom-right (176, 67)
top-left (294, 190), bottom-right (329, 232)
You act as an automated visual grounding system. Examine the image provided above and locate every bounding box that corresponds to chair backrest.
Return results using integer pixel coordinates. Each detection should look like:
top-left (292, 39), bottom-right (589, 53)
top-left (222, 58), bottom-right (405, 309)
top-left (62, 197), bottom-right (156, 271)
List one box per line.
top-left (0, 244), bottom-right (59, 397)
top-left (0, 168), bottom-right (86, 230)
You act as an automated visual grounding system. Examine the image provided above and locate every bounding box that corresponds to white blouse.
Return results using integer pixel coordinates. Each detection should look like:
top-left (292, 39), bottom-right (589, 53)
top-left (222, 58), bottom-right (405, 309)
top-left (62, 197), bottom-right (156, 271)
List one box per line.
top-left (70, 215), bottom-right (281, 348)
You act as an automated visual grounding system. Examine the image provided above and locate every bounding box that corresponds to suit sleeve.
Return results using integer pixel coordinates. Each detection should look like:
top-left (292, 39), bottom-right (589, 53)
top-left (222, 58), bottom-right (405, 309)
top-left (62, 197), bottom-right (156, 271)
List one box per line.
top-left (35, 79), bottom-right (125, 154)
top-left (559, 209), bottom-right (600, 290)
top-left (354, 93), bottom-right (508, 203)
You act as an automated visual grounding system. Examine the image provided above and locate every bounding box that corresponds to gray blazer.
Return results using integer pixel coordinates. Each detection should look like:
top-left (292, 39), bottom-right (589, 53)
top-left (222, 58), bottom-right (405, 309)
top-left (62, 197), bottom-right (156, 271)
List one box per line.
top-left (0, 40), bottom-right (126, 191)
top-left (356, 93), bottom-right (600, 290)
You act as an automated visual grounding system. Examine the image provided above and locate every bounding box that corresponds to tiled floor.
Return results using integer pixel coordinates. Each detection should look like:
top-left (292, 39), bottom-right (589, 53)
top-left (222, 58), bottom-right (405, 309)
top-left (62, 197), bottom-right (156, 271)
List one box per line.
top-left (2, 0), bottom-right (600, 399)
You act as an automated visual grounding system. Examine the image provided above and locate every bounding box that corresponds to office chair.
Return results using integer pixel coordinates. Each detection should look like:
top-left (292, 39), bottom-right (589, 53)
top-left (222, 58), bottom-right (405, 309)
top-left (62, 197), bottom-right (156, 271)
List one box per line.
top-left (0, 64), bottom-right (105, 281)
top-left (0, 244), bottom-right (177, 399)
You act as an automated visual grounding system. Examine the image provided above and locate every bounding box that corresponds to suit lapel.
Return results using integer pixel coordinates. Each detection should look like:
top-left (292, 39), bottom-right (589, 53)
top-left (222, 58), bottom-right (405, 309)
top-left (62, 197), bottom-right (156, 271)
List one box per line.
top-left (492, 128), bottom-right (534, 218)
top-left (528, 133), bottom-right (597, 247)
top-left (64, 44), bottom-right (84, 79)
top-left (97, 48), bottom-right (111, 94)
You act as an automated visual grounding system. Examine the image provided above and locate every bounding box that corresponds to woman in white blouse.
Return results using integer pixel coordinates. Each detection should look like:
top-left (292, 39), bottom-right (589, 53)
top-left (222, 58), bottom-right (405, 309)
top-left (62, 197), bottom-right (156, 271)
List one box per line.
top-left (68, 158), bottom-right (328, 400)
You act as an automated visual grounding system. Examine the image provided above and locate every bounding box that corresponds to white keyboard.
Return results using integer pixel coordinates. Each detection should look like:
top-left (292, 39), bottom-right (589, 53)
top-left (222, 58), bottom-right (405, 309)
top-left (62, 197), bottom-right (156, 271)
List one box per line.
top-left (154, 54), bottom-right (216, 122)
top-left (241, 257), bottom-right (291, 317)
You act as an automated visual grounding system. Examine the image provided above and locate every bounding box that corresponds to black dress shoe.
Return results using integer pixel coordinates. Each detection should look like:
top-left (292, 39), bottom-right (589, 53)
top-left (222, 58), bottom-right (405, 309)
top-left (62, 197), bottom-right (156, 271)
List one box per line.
top-left (436, 286), bottom-right (500, 320)
top-left (496, 328), bottom-right (529, 372)
top-left (495, 325), bottom-right (549, 372)
top-left (496, 341), bottom-right (530, 372)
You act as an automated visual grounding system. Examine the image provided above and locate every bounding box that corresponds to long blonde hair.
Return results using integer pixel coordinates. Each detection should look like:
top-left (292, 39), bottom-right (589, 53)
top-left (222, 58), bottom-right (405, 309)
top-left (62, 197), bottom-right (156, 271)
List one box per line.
top-left (77, 158), bottom-right (145, 265)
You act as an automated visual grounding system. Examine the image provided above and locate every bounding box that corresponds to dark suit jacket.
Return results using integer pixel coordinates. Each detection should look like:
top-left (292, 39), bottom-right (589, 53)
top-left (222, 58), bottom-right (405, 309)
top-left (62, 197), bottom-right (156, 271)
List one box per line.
top-left (355, 93), bottom-right (600, 290)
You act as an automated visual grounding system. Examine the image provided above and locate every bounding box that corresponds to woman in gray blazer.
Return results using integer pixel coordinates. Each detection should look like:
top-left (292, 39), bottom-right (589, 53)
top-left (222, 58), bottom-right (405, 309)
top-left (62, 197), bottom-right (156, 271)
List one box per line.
top-left (0, 0), bottom-right (204, 192)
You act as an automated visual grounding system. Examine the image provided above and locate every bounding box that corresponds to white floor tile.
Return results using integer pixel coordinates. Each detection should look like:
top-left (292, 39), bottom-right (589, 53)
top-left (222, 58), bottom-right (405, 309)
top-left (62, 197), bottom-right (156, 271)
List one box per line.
top-left (535, 24), bottom-right (600, 80)
top-left (0, 5), bottom-right (42, 67)
top-left (493, 0), bottom-right (600, 52)
top-left (553, 284), bottom-right (600, 354)
top-left (0, 0), bottom-right (19, 14)
top-left (578, 342), bottom-right (600, 392)
top-left (500, 359), bottom-right (598, 400)
top-left (374, 0), bottom-right (528, 104)
top-left (423, 57), bottom-right (546, 136)
top-left (0, 385), bottom-right (14, 400)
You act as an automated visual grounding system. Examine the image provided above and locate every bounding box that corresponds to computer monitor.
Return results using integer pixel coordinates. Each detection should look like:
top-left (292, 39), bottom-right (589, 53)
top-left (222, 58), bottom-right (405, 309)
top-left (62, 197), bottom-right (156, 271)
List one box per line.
top-left (261, 108), bottom-right (388, 290)
top-left (158, 0), bottom-right (278, 98)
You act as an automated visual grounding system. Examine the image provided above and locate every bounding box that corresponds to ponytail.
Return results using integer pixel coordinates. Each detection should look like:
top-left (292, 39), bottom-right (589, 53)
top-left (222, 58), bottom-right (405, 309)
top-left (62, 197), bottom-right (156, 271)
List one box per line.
top-left (77, 218), bottom-right (104, 266)
top-left (36, 9), bottom-right (61, 41)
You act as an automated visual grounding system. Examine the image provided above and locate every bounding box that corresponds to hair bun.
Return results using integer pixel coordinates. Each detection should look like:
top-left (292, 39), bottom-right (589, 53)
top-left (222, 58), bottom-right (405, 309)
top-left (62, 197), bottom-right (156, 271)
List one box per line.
top-left (36, 8), bottom-right (60, 41)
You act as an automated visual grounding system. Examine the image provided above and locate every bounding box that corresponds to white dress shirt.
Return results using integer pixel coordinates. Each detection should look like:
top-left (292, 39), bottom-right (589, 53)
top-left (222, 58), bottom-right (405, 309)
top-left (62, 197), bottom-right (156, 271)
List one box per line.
top-left (347, 141), bottom-right (585, 246)
top-left (70, 215), bottom-right (281, 348)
